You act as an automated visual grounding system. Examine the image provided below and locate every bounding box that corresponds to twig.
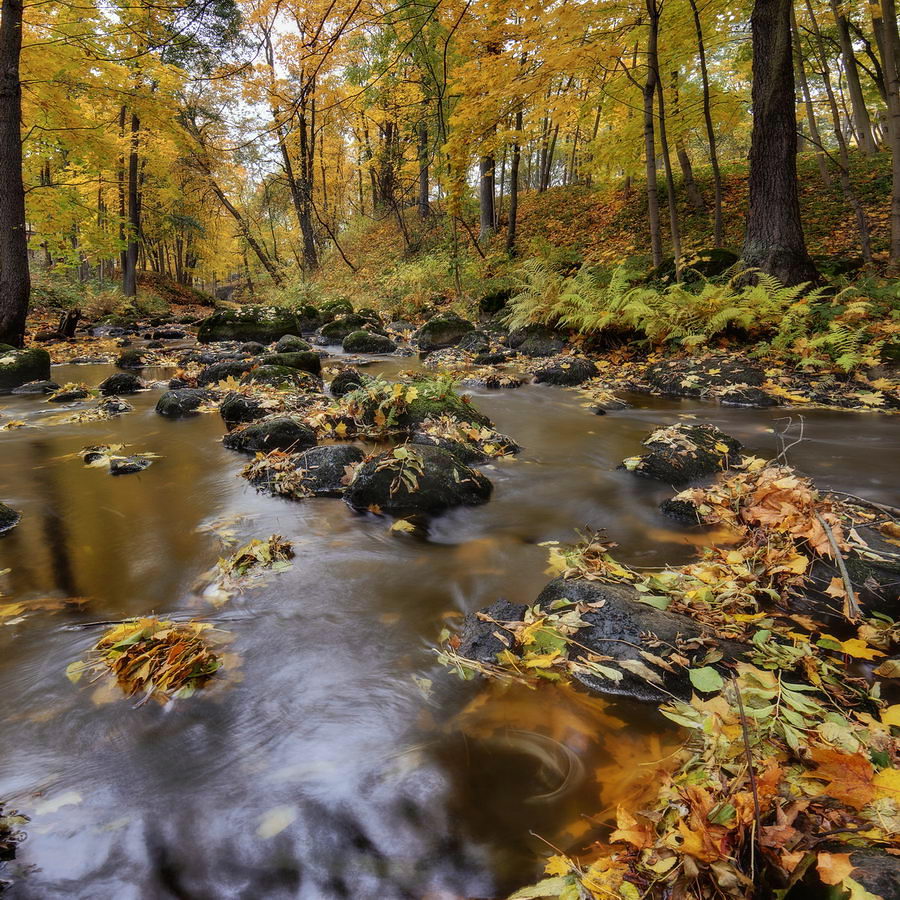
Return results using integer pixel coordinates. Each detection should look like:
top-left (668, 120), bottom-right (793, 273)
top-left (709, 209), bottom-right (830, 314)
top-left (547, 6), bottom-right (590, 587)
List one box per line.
top-left (731, 674), bottom-right (761, 882)
top-left (814, 510), bottom-right (860, 621)
top-left (773, 415), bottom-right (805, 464)
top-left (825, 490), bottom-right (900, 519)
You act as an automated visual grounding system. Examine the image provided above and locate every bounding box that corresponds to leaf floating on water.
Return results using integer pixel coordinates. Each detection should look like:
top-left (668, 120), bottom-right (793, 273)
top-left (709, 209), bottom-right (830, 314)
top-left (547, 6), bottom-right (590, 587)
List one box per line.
top-left (33, 791), bottom-right (83, 816)
top-left (256, 805), bottom-right (297, 839)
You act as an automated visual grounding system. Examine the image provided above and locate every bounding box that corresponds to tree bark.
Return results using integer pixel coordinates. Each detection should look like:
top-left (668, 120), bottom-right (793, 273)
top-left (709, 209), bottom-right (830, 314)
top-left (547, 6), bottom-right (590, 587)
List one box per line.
top-left (643, 0), bottom-right (663, 267)
top-left (742, 0), bottom-right (818, 285)
top-left (0, 0), bottom-right (30, 347)
top-left (478, 153), bottom-right (495, 243)
top-left (879, 0), bottom-right (900, 267)
top-left (792, 6), bottom-right (832, 187)
top-left (671, 71), bottom-right (705, 212)
top-left (655, 54), bottom-right (683, 276)
top-left (123, 112), bottom-right (140, 297)
top-left (418, 119), bottom-right (430, 218)
top-left (688, 0), bottom-right (724, 246)
top-left (830, 0), bottom-right (878, 153)
top-left (506, 108), bottom-right (522, 255)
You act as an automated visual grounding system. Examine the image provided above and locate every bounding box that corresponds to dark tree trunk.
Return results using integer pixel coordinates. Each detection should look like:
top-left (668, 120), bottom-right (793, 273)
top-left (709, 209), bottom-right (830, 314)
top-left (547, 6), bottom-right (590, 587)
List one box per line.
top-left (742, 0), bottom-right (818, 285)
top-left (643, 0), bottom-right (663, 267)
top-left (879, 0), bottom-right (900, 267)
top-left (123, 112), bottom-right (140, 297)
top-left (792, 6), bottom-right (832, 187)
top-left (418, 119), bottom-right (430, 218)
top-left (506, 108), bottom-right (523, 255)
top-left (0, 0), bottom-right (30, 347)
top-left (831, 0), bottom-right (878, 153)
top-left (117, 105), bottom-right (127, 280)
top-left (478, 154), bottom-right (495, 244)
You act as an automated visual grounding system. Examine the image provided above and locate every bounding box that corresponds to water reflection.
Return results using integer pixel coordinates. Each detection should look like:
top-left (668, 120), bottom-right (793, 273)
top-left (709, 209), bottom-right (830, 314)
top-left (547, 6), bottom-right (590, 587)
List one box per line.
top-left (1, 359), bottom-right (898, 898)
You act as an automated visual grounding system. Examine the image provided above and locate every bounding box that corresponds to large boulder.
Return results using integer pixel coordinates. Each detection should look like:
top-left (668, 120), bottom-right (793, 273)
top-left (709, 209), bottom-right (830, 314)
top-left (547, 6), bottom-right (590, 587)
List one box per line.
top-left (533, 356), bottom-right (598, 386)
top-left (403, 388), bottom-right (492, 429)
top-left (622, 423), bottom-right (742, 483)
top-left (644, 355), bottom-right (766, 399)
top-left (0, 347), bottom-right (51, 392)
top-left (0, 502), bottom-right (21, 534)
top-left (274, 334), bottom-right (311, 353)
top-left (415, 312), bottom-right (475, 352)
top-left (457, 330), bottom-right (491, 354)
top-left (241, 366), bottom-right (322, 391)
top-left (98, 373), bottom-right (144, 395)
top-left (222, 417), bottom-right (317, 454)
top-left (197, 307), bottom-right (302, 344)
top-left (155, 388), bottom-right (213, 418)
top-left (342, 330), bottom-right (396, 354)
top-left (115, 349), bottom-right (145, 369)
top-left (344, 444), bottom-right (492, 515)
top-left (318, 298), bottom-right (353, 322)
top-left (11, 379), bottom-right (59, 395)
top-left (507, 325), bottom-right (565, 357)
top-left (197, 359), bottom-right (255, 386)
top-left (257, 351), bottom-right (322, 376)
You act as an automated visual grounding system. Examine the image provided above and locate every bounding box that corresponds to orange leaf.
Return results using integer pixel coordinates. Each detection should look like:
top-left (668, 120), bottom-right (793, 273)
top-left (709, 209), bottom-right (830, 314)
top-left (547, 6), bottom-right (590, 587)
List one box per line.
top-left (817, 852), bottom-right (856, 886)
top-left (609, 806), bottom-right (655, 850)
top-left (808, 748), bottom-right (875, 809)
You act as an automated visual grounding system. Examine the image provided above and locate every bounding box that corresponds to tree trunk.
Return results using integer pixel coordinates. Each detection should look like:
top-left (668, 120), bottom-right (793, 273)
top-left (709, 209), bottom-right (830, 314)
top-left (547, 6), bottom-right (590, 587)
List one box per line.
top-left (655, 53), bottom-right (683, 276)
top-left (123, 112), bottom-right (140, 297)
top-left (418, 119), bottom-right (430, 218)
top-left (671, 71), bottom-right (705, 212)
top-left (478, 154), bottom-right (495, 243)
top-left (792, 6), bottom-right (832, 187)
top-left (742, 0), bottom-right (818, 285)
top-left (830, 0), bottom-right (878, 153)
top-left (0, 0), bottom-right (30, 347)
top-left (688, 0), bottom-right (724, 246)
top-left (879, 0), bottom-right (900, 267)
top-left (643, 0), bottom-right (663, 267)
top-left (507, 108), bottom-right (522, 255)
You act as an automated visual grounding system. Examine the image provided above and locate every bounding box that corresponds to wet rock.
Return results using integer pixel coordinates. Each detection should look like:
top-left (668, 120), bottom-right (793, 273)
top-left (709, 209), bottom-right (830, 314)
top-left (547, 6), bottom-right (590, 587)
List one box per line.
top-left (591, 395), bottom-right (632, 414)
top-left (110, 456), bottom-right (153, 475)
top-left (533, 356), bottom-right (598, 386)
top-left (156, 388), bottom-right (212, 418)
top-left (98, 373), bottom-right (144, 395)
top-left (48, 387), bottom-right (90, 403)
top-left (0, 347), bottom-right (52, 392)
top-left (402, 388), bottom-right (493, 429)
top-left (240, 341), bottom-right (266, 355)
top-left (145, 340), bottom-right (164, 349)
top-left (197, 306), bottom-right (303, 343)
top-left (152, 328), bottom-right (186, 340)
top-left (345, 444), bottom-right (492, 515)
top-left (645, 355), bottom-right (765, 399)
top-left (319, 314), bottom-right (382, 343)
top-left (241, 366), bottom-right (322, 391)
top-left (11, 380), bottom-right (59, 395)
top-left (286, 445), bottom-right (367, 496)
top-left (296, 304), bottom-right (322, 332)
top-left (98, 396), bottom-right (133, 416)
top-left (257, 351), bottom-right (322, 376)
top-left (507, 325), bottom-right (565, 357)
top-left (410, 429), bottom-right (519, 464)
top-left (415, 312), bottom-right (475, 352)
top-left (220, 393), bottom-right (266, 429)
top-left (319, 298), bottom-right (353, 322)
top-left (473, 351), bottom-right (510, 366)
top-left (659, 497), bottom-right (704, 525)
top-left (622, 423), bottom-right (742, 483)
top-left (388, 320), bottom-right (416, 334)
top-left (115, 349), bottom-right (145, 370)
top-left (719, 386), bottom-right (777, 408)
top-left (330, 367), bottom-right (364, 397)
top-left (0, 502), bottom-right (21, 534)
top-left (222, 417), bottom-right (317, 454)
top-left (168, 377), bottom-right (190, 390)
top-left (342, 330), bottom-right (396, 354)
top-left (536, 578), bottom-right (739, 703)
top-left (457, 600), bottom-right (527, 662)
top-left (274, 334), bottom-right (311, 353)
top-left (457, 330), bottom-right (491, 353)
top-left (197, 359), bottom-right (255, 386)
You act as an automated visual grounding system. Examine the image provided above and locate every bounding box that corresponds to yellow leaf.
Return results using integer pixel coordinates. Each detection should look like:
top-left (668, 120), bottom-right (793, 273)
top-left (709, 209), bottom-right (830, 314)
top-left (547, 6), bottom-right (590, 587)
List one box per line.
top-left (334, 422), bottom-right (348, 437)
top-left (840, 639), bottom-right (886, 661)
top-left (543, 855), bottom-right (571, 876)
top-left (523, 650), bottom-right (561, 669)
top-left (390, 519), bottom-right (416, 534)
top-left (873, 766), bottom-right (900, 800)
top-left (816, 852), bottom-right (855, 886)
top-left (881, 705), bottom-right (900, 727)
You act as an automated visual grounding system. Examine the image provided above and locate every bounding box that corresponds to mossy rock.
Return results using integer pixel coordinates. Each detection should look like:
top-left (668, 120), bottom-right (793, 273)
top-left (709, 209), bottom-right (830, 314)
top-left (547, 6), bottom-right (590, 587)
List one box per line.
top-left (156, 388), bottom-right (213, 417)
top-left (115, 349), bottom-right (145, 369)
top-left (257, 351), bottom-right (322, 376)
top-left (478, 279), bottom-right (514, 316)
top-left (402, 391), bottom-right (492, 429)
top-left (319, 298), bottom-right (354, 321)
top-left (533, 357), bottom-right (598, 386)
top-left (0, 347), bottom-right (51, 392)
top-left (415, 312), bottom-right (475, 352)
top-left (0, 502), bottom-right (21, 534)
top-left (241, 365), bottom-right (322, 391)
top-left (197, 359), bottom-right (256, 386)
top-left (319, 314), bottom-right (382, 343)
top-left (274, 334), bottom-right (311, 353)
top-left (197, 306), bottom-right (303, 343)
top-left (342, 330), bottom-right (396, 354)
top-left (222, 417), bottom-right (317, 454)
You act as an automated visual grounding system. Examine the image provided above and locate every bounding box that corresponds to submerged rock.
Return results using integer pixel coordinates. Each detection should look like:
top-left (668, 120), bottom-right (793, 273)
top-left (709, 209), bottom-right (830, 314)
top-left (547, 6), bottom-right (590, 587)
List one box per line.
top-left (622, 423), bottom-right (742, 483)
top-left (223, 417), bottom-right (317, 454)
top-left (156, 388), bottom-right (212, 418)
top-left (11, 379), bottom-right (59, 395)
top-left (330, 367), bottom-right (364, 397)
top-left (98, 373), bottom-right (144, 395)
top-left (533, 356), bottom-right (598, 386)
top-left (345, 444), bottom-right (492, 515)
top-left (507, 325), bottom-right (565, 357)
top-left (110, 456), bottom-right (153, 475)
top-left (0, 502), bottom-right (21, 534)
top-left (0, 347), bottom-right (51, 392)
top-left (152, 328), bottom-right (186, 340)
top-left (415, 312), bottom-right (474, 352)
top-left (197, 306), bottom-right (303, 343)
top-left (342, 330), bottom-right (396, 354)
top-left (274, 334), bottom-right (311, 353)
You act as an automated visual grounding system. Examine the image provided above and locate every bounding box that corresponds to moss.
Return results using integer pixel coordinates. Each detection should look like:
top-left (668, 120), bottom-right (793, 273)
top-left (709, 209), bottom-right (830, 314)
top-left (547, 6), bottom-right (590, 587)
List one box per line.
top-left (257, 351), bottom-right (322, 375)
top-left (0, 347), bottom-right (51, 391)
top-left (197, 307), bottom-right (303, 343)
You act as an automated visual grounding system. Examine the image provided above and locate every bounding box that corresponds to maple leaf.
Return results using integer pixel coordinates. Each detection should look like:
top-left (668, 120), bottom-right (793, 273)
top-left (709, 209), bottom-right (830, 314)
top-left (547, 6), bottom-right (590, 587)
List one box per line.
top-left (817, 852), bottom-right (856, 886)
top-left (609, 806), bottom-right (655, 850)
top-left (808, 748), bottom-right (875, 809)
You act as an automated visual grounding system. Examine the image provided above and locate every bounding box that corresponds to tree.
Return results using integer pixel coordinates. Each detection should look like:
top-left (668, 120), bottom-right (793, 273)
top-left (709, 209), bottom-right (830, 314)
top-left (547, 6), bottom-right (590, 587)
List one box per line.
top-left (742, 0), bottom-right (818, 285)
top-left (0, 0), bottom-right (30, 347)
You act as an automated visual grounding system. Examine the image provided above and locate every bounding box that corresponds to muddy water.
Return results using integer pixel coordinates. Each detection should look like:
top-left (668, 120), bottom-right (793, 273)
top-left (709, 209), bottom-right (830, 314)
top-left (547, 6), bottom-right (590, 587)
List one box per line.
top-left (0, 353), bottom-right (898, 899)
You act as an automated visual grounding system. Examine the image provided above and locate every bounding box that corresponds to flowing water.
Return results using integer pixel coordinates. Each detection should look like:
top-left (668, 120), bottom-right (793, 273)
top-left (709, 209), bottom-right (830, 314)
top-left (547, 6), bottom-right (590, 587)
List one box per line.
top-left (1, 350), bottom-right (898, 899)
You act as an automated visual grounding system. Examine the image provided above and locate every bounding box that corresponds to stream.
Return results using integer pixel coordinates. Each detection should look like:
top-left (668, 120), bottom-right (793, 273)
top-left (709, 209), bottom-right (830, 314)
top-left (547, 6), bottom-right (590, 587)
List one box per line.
top-left (1, 350), bottom-right (898, 899)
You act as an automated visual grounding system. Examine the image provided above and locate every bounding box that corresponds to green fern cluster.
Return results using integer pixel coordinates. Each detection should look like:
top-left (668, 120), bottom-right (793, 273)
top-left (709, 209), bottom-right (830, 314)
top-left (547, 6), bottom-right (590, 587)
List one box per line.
top-left (505, 261), bottom-right (892, 371)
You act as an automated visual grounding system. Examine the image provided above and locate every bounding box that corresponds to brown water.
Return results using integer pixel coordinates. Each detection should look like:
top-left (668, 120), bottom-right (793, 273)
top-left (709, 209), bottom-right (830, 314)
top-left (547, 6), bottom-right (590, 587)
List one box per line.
top-left (1, 353), bottom-right (898, 899)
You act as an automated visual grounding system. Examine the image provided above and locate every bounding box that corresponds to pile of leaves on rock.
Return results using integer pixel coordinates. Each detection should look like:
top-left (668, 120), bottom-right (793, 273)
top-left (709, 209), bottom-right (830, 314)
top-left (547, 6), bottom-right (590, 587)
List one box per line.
top-left (440, 458), bottom-right (900, 899)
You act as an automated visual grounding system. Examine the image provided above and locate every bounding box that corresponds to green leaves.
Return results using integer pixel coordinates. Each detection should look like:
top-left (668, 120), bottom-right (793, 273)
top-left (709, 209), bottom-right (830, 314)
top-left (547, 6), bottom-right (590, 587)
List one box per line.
top-left (688, 666), bottom-right (724, 693)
